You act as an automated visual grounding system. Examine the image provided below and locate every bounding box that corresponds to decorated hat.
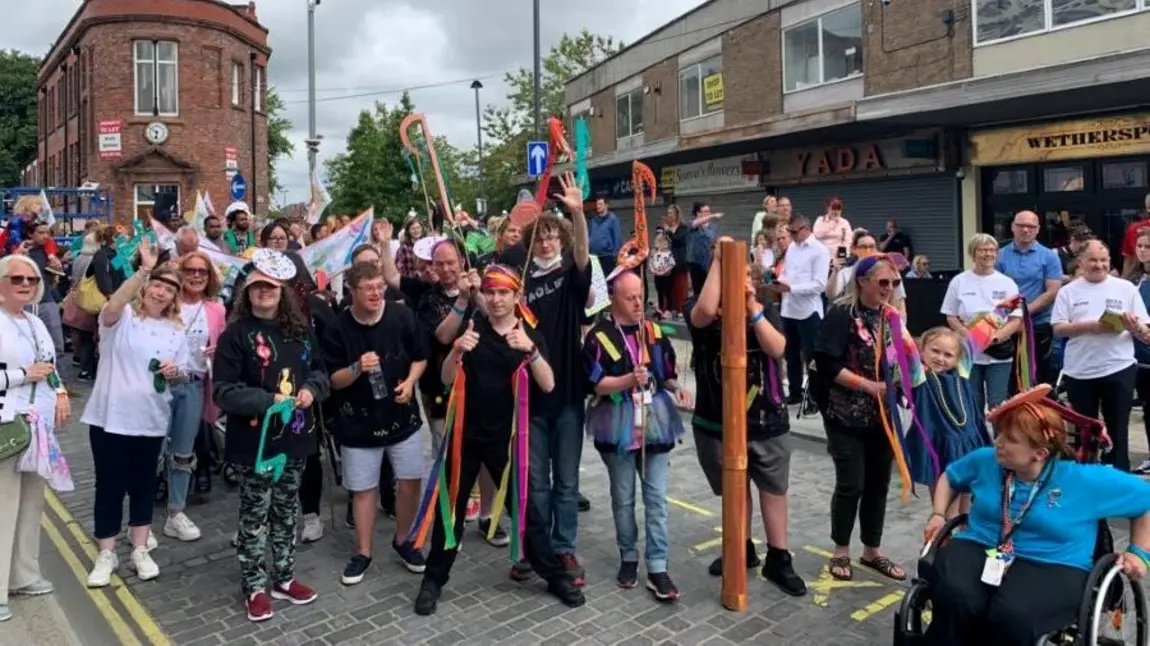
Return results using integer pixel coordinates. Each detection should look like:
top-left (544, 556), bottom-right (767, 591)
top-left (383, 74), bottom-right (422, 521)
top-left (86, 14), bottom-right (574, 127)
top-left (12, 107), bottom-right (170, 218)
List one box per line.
top-left (986, 384), bottom-right (1052, 424)
top-left (245, 248), bottom-right (297, 288)
top-left (413, 235), bottom-right (448, 261)
top-left (225, 201), bottom-right (251, 218)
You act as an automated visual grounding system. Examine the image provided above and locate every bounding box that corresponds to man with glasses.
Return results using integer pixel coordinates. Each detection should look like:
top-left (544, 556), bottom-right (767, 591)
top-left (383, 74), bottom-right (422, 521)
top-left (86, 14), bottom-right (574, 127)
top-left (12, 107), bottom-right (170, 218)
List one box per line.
top-left (996, 210), bottom-right (1063, 388)
top-left (778, 215), bottom-right (830, 406)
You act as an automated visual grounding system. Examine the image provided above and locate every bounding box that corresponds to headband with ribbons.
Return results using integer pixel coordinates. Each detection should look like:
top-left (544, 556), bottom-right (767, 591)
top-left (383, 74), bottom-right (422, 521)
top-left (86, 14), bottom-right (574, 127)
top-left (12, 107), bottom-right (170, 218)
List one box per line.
top-left (482, 264), bottom-right (537, 327)
top-left (987, 384), bottom-right (1110, 460)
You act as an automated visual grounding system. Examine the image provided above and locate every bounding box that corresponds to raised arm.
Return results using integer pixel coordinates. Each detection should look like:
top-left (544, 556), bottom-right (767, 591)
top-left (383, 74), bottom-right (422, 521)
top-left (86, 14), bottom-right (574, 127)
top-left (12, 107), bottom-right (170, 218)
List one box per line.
top-left (101, 238), bottom-right (157, 328)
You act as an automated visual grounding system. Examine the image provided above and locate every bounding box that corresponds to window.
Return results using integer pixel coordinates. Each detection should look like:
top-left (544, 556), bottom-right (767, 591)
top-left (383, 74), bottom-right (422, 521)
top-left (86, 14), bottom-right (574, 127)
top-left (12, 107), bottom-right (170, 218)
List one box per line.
top-left (783, 4), bottom-right (863, 92)
top-left (615, 89), bottom-right (643, 139)
top-left (679, 55), bottom-right (723, 121)
top-left (231, 61), bottom-right (242, 106)
top-left (134, 184), bottom-right (180, 222)
top-left (134, 40), bottom-right (179, 116)
top-left (991, 168), bottom-right (1029, 194)
top-left (975, 0), bottom-right (1143, 45)
top-left (253, 66), bottom-right (264, 112)
top-left (1043, 166), bottom-right (1085, 192)
top-left (1102, 161), bottom-right (1147, 189)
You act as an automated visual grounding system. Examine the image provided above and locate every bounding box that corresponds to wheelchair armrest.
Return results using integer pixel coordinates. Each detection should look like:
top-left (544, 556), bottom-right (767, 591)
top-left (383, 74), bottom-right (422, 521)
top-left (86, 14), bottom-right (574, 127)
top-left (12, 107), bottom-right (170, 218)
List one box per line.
top-left (918, 513), bottom-right (968, 571)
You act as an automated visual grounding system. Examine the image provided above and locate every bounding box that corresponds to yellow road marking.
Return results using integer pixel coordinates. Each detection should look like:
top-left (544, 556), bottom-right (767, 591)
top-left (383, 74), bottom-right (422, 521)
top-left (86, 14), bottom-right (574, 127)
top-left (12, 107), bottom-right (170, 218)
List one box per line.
top-left (41, 515), bottom-right (142, 646)
top-left (45, 492), bottom-right (171, 645)
top-left (666, 496), bottom-right (715, 516)
top-left (851, 590), bottom-right (905, 621)
top-left (692, 527), bottom-right (763, 552)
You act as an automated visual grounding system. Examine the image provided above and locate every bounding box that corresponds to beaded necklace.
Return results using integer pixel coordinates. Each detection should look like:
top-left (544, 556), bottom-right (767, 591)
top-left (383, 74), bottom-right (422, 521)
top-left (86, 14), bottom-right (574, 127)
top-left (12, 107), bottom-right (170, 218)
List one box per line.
top-left (926, 371), bottom-right (967, 427)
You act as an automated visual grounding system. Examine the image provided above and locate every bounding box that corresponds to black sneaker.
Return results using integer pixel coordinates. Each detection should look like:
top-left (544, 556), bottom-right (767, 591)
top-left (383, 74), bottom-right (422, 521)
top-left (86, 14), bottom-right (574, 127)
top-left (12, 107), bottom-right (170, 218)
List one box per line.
top-left (546, 576), bottom-right (585, 608)
top-left (344, 500), bottom-right (355, 529)
top-left (762, 547), bottom-right (807, 597)
top-left (413, 579), bottom-right (441, 616)
top-left (341, 554), bottom-right (372, 586)
top-left (509, 559), bottom-right (534, 582)
top-left (616, 561), bottom-right (639, 589)
top-left (708, 539), bottom-right (761, 576)
top-left (393, 540), bottom-right (426, 573)
top-left (578, 494), bottom-right (591, 512)
top-left (646, 572), bottom-right (680, 601)
top-left (477, 518), bottom-right (509, 547)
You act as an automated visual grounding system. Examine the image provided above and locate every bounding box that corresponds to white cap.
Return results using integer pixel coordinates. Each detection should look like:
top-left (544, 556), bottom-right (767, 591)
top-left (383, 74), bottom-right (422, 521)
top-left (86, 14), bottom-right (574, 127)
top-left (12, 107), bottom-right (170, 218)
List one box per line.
top-left (225, 201), bottom-right (251, 218)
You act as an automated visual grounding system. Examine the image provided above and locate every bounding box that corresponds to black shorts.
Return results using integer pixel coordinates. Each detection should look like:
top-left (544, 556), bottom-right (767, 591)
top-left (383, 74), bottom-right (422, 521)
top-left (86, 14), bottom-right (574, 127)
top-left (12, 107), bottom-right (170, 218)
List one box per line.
top-left (693, 428), bottom-right (792, 496)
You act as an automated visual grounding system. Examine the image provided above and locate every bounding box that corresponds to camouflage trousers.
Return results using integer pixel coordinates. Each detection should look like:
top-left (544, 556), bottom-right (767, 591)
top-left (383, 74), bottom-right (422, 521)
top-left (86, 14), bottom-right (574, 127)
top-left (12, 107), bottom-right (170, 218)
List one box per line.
top-left (235, 459), bottom-right (306, 596)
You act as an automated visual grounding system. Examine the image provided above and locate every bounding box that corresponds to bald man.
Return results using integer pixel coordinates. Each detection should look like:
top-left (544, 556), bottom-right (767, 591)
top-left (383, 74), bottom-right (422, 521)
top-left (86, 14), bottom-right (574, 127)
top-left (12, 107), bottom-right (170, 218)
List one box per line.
top-left (996, 210), bottom-right (1063, 387)
top-left (581, 271), bottom-right (690, 600)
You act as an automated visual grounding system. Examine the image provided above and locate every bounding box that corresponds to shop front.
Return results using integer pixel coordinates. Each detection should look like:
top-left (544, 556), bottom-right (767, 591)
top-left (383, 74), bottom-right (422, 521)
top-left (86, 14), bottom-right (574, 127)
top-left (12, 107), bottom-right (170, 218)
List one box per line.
top-left (972, 111), bottom-right (1150, 257)
top-left (659, 154), bottom-right (764, 239)
top-left (762, 131), bottom-right (958, 269)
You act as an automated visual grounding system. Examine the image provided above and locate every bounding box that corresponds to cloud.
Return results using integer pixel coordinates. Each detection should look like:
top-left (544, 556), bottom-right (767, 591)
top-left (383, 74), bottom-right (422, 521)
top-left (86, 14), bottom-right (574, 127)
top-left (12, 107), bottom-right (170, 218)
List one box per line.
top-left (3, 0), bottom-right (706, 206)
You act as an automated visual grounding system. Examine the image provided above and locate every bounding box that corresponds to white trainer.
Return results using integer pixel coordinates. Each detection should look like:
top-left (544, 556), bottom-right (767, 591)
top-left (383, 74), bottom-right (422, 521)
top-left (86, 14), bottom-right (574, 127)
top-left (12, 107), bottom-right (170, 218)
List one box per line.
top-left (163, 513), bottom-right (202, 542)
top-left (87, 550), bottom-right (119, 588)
top-left (146, 530), bottom-right (159, 552)
top-left (131, 547), bottom-right (160, 581)
top-left (300, 513), bottom-right (324, 544)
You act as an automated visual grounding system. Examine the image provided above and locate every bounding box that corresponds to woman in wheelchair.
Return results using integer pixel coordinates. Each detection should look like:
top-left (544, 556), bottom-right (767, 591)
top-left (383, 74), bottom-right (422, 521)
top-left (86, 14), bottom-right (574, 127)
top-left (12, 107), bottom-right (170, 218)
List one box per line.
top-left (918, 384), bottom-right (1150, 646)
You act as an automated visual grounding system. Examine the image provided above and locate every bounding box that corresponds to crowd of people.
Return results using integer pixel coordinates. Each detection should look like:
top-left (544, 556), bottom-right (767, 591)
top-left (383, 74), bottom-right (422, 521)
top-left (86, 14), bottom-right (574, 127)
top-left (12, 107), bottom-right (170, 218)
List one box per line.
top-left (1, 185), bottom-right (1150, 645)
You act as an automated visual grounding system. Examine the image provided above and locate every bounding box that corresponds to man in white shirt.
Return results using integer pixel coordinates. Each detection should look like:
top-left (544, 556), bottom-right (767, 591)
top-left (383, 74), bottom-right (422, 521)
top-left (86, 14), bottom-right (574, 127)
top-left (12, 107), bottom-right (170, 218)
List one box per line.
top-left (779, 215), bottom-right (830, 405)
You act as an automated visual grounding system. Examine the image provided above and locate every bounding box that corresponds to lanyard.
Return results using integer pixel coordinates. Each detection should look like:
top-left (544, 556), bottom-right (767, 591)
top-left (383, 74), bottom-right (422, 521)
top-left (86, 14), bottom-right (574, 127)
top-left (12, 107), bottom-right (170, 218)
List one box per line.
top-left (614, 322), bottom-right (645, 371)
top-left (999, 461), bottom-right (1055, 553)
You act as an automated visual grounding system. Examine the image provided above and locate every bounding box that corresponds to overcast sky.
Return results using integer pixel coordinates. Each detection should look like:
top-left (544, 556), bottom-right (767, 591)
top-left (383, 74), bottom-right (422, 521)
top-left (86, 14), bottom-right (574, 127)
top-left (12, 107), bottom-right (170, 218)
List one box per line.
top-left (4, 0), bottom-right (706, 205)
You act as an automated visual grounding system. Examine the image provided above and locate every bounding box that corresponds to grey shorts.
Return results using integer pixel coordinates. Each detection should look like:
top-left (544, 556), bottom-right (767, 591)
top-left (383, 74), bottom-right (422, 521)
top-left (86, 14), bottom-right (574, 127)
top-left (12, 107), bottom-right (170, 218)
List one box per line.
top-left (341, 432), bottom-right (425, 492)
top-left (693, 428), bottom-right (792, 496)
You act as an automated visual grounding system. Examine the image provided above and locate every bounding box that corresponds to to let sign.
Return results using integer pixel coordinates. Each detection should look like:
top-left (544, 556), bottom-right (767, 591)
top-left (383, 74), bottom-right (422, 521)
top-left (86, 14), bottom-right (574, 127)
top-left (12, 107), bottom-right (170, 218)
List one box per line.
top-left (224, 147), bottom-right (239, 179)
top-left (98, 120), bottom-right (122, 160)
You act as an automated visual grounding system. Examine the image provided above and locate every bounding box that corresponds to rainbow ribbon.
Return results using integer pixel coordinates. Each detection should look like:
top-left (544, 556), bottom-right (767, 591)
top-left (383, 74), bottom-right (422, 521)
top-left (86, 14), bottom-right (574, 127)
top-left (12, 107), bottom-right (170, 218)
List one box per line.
top-left (487, 361), bottom-right (532, 561)
top-left (405, 370), bottom-right (466, 551)
top-left (879, 308), bottom-right (939, 500)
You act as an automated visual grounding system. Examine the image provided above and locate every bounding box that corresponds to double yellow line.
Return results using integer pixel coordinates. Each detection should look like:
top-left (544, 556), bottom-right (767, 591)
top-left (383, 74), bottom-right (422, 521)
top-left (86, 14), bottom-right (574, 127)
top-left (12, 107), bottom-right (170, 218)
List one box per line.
top-left (41, 491), bottom-right (170, 646)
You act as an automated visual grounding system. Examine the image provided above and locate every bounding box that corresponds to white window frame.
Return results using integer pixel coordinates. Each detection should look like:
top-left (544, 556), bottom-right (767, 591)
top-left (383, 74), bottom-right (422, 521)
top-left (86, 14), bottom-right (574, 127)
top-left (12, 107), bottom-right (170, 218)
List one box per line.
top-left (231, 62), bottom-right (242, 106)
top-left (615, 89), bottom-right (643, 140)
top-left (972, 0), bottom-right (1149, 47)
top-left (133, 40), bottom-right (179, 116)
top-left (678, 56), bottom-right (723, 123)
top-left (134, 184), bottom-right (180, 222)
top-left (781, 3), bottom-right (863, 94)
top-left (253, 66), bottom-right (264, 112)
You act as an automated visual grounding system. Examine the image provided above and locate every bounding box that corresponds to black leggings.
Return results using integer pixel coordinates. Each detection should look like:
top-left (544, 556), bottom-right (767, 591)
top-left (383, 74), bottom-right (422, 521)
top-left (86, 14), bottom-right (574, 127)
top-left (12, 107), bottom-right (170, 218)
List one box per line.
top-left (653, 275), bottom-right (673, 312)
top-left (826, 423), bottom-right (893, 548)
top-left (90, 426), bottom-right (164, 540)
top-left (925, 538), bottom-right (1086, 646)
top-left (1063, 364), bottom-right (1136, 471)
top-left (299, 452), bottom-right (323, 516)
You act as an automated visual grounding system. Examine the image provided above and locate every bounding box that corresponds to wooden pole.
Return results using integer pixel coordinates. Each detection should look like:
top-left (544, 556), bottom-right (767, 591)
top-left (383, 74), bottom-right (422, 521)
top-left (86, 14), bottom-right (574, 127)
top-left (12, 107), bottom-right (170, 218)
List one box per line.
top-left (719, 239), bottom-right (748, 612)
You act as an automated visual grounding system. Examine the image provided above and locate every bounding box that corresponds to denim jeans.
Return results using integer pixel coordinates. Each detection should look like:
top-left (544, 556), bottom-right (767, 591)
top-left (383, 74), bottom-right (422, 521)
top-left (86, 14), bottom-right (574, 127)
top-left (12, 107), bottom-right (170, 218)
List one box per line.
top-left (600, 450), bottom-right (670, 573)
top-left (969, 362), bottom-right (1010, 413)
top-left (167, 380), bottom-right (205, 511)
top-left (528, 404), bottom-right (584, 554)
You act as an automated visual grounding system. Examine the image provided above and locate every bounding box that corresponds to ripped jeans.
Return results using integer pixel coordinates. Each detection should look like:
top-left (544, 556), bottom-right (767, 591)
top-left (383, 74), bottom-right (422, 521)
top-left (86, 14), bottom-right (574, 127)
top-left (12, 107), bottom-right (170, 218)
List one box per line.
top-left (166, 379), bottom-right (205, 511)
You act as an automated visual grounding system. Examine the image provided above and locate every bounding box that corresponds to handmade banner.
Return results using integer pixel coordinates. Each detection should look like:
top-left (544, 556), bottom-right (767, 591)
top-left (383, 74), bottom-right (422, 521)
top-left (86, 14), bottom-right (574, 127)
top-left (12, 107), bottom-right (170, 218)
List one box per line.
top-left (305, 166), bottom-right (332, 226)
top-left (584, 256), bottom-right (609, 317)
top-left (297, 207), bottom-right (372, 279)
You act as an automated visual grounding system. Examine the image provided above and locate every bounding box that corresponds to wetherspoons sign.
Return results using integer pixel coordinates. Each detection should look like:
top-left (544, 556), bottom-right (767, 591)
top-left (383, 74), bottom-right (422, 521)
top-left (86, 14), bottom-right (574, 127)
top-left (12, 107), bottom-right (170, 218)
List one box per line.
top-left (970, 112), bottom-right (1150, 165)
top-left (665, 154), bottom-right (760, 196)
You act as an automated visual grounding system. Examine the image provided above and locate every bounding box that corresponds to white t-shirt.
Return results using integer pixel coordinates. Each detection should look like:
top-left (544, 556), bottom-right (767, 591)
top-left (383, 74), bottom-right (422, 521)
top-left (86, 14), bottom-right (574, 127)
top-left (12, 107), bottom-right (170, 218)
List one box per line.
top-left (940, 270), bottom-right (1021, 365)
top-left (1052, 275), bottom-right (1149, 380)
top-left (81, 307), bottom-right (190, 437)
top-left (180, 300), bottom-right (211, 376)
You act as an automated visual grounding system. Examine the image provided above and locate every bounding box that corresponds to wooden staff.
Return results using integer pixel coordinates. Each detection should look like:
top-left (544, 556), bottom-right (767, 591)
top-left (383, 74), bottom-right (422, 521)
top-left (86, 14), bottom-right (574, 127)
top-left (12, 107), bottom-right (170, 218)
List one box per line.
top-left (399, 114), bottom-right (452, 227)
top-left (719, 239), bottom-right (748, 612)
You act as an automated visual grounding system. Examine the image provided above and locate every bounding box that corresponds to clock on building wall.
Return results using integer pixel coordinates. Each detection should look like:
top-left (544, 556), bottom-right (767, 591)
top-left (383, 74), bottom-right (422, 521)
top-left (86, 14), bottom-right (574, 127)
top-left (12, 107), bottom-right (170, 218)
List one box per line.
top-left (145, 122), bottom-right (169, 145)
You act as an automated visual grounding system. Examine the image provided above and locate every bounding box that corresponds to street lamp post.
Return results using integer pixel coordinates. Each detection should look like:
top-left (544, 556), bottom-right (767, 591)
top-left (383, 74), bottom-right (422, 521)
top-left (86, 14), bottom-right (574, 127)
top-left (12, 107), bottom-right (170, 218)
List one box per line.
top-left (532, 0), bottom-right (541, 134)
top-left (306, 0), bottom-right (320, 178)
top-left (470, 80), bottom-right (484, 213)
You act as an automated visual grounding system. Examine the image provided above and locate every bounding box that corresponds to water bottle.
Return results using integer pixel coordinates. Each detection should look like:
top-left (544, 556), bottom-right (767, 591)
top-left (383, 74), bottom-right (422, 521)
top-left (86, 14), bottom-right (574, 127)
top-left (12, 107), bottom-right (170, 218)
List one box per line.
top-left (368, 367), bottom-right (389, 400)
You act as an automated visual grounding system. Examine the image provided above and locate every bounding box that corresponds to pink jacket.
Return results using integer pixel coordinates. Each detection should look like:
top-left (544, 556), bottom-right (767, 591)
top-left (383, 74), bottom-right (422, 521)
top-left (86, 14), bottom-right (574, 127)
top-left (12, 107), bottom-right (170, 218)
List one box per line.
top-left (202, 301), bottom-right (227, 424)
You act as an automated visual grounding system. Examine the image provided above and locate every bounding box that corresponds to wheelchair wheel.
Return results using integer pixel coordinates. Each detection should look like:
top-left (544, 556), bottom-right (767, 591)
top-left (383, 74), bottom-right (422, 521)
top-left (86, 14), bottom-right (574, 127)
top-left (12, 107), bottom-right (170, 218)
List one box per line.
top-left (895, 580), bottom-right (932, 643)
top-left (1080, 554), bottom-right (1147, 646)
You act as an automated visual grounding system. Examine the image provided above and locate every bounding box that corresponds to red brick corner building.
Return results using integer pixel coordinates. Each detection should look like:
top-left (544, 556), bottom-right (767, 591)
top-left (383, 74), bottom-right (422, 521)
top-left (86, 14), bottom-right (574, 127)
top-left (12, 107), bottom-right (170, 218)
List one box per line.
top-left (24, 0), bottom-right (272, 223)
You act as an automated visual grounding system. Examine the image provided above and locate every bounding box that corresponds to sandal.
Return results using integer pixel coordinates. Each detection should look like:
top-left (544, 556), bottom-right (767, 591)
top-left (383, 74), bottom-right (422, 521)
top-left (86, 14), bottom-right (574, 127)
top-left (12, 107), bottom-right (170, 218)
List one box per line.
top-left (828, 555), bottom-right (853, 581)
top-left (859, 555), bottom-right (906, 581)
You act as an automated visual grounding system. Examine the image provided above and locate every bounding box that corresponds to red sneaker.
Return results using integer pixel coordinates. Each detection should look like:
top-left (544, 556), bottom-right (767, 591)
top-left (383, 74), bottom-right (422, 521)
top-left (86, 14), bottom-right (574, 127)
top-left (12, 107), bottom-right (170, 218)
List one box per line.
top-left (245, 591), bottom-right (274, 622)
top-left (560, 553), bottom-right (586, 587)
top-left (270, 579), bottom-right (317, 605)
top-left (464, 496), bottom-right (480, 523)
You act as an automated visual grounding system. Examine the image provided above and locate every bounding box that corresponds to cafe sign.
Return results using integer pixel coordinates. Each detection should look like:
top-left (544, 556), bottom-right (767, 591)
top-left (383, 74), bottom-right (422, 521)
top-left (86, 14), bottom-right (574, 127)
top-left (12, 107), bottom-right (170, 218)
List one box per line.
top-left (971, 112), bottom-right (1150, 166)
top-left (665, 154), bottom-right (761, 196)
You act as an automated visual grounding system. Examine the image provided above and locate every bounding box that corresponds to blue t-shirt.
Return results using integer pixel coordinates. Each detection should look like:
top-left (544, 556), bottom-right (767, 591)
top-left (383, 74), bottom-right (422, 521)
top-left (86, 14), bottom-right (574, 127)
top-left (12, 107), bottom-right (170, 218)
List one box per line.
top-left (946, 447), bottom-right (1150, 571)
top-left (995, 241), bottom-right (1062, 325)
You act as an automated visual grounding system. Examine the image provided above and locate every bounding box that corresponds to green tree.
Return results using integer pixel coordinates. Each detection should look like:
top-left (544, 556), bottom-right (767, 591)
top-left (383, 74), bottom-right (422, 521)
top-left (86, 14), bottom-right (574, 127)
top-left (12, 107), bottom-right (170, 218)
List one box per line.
top-left (265, 89), bottom-right (293, 197)
top-left (0, 50), bottom-right (41, 188)
top-left (480, 31), bottom-right (622, 209)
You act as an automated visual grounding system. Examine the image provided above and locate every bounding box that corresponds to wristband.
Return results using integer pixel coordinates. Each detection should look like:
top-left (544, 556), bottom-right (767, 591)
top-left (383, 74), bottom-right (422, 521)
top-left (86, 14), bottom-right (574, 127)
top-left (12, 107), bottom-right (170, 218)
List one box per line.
top-left (749, 310), bottom-right (765, 325)
top-left (451, 304), bottom-right (467, 317)
top-left (1126, 543), bottom-right (1150, 568)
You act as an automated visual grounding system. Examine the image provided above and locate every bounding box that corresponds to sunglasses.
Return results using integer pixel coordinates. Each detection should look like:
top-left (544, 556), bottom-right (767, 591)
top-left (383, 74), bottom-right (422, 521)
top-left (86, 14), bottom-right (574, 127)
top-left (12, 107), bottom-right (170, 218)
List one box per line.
top-left (873, 278), bottom-right (902, 289)
top-left (7, 275), bottom-right (41, 286)
top-left (787, 226), bottom-right (806, 234)
top-left (182, 267), bottom-right (210, 277)
top-left (148, 358), bottom-right (167, 394)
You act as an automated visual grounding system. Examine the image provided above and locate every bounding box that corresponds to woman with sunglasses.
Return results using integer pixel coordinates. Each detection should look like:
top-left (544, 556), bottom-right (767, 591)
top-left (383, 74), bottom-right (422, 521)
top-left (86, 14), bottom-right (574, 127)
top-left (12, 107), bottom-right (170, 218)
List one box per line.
top-left (157, 252), bottom-right (226, 543)
top-left (826, 230), bottom-right (907, 315)
top-left (81, 238), bottom-right (190, 588)
top-left (812, 255), bottom-right (906, 583)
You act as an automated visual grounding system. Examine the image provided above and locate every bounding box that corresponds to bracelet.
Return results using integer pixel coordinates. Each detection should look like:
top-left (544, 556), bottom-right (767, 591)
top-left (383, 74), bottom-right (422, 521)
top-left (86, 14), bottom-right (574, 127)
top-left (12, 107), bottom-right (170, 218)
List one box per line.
top-left (929, 511), bottom-right (946, 520)
top-left (1126, 543), bottom-right (1150, 568)
top-left (749, 310), bottom-right (765, 325)
top-left (529, 350), bottom-right (542, 363)
top-left (451, 304), bottom-right (467, 317)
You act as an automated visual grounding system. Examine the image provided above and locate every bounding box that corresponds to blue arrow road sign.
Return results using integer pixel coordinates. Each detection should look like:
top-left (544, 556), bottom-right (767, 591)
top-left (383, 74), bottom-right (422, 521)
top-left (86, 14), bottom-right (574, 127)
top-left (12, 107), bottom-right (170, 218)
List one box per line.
top-left (231, 173), bottom-right (247, 201)
top-left (527, 141), bottom-right (548, 177)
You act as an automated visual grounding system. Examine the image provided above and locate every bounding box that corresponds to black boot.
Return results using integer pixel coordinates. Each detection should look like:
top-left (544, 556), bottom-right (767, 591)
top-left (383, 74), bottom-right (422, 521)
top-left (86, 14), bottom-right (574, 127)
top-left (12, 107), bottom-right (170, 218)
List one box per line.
top-left (708, 538), bottom-right (761, 576)
top-left (762, 546), bottom-right (807, 597)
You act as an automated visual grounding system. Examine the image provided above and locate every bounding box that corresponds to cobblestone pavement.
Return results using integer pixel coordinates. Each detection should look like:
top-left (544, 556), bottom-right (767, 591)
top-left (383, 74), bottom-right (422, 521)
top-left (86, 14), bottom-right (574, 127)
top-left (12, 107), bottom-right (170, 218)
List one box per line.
top-left (50, 379), bottom-right (943, 646)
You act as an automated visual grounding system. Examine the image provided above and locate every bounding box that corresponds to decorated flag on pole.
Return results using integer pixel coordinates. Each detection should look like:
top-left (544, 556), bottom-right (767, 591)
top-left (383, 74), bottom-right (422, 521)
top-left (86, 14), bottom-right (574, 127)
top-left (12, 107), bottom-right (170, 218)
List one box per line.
top-left (305, 166), bottom-right (332, 225)
top-left (202, 191), bottom-right (217, 217)
top-left (38, 190), bottom-right (55, 228)
top-left (298, 207), bottom-right (371, 279)
top-left (191, 191), bottom-right (212, 229)
top-left (200, 243), bottom-right (247, 287)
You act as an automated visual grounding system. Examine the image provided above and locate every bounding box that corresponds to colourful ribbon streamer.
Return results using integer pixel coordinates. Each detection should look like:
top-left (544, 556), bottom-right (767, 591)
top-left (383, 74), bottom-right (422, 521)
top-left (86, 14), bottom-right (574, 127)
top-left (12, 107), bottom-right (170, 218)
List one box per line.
top-left (405, 370), bottom-right (466, 551)
top-left (532, 118), bottom-right (573, 209)
top-left (488, 361), bottom-right (532, 561)
top-left (989, 295), bottom-right (1037, 392)
top-left (574, 117), bottom-right (591, 200)
top-left (885, 308), bottom-right (941, 486)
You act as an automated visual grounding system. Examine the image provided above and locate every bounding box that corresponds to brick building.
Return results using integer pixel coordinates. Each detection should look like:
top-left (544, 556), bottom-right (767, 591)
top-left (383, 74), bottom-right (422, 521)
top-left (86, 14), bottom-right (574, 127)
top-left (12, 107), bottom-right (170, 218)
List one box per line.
top-left (562, 0), bottom-right (1150, 271)
top-left (21, 0), bottom-right (272, 223)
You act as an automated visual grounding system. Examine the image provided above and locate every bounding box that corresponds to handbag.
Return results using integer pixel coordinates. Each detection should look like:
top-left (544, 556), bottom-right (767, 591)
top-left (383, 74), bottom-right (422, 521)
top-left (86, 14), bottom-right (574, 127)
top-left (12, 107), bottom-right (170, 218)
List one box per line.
top-left (62, 292), bottom-right (98, 332)
top-left (75, 275), bottom-right (107, 315)
top-left (0, 385), bottom-right (35, 461)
